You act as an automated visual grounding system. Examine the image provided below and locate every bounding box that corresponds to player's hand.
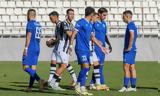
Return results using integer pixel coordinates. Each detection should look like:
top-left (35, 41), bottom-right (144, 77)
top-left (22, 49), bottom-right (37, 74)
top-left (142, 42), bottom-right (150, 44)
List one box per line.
top-left (124, 47), bottom-right (131, 52)
top-left (23, 48), bottom-right (28, 56)
top-left (109, 45), bottom-right (112, 53)
top-left (101, 47), bottom-right (109, 54)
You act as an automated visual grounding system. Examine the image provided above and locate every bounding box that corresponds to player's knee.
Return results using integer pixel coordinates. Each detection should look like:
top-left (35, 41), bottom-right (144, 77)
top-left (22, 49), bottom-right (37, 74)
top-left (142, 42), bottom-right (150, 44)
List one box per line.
top-left (124, 64), bottom-right (130, 71)
top-left (130, 65), bottom-right (135, 71)
top-left (23, 65), bottom-right (29, 71)
top-left (61, 64), bottom-right (67, 69)
top-left (82, 64), bottom-right (90, 68)
top-left (51, 60), bottom-right (56, 65)
top-left (31, 65), bottom-right (37, 70)
top-left (93, 61), bottom-right (99, 66)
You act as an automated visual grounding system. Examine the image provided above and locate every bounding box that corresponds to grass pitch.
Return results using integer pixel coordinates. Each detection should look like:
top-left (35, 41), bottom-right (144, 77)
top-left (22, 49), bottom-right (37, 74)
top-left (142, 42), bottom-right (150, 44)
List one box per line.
top-left (0, 61), bottom-right (159, 96)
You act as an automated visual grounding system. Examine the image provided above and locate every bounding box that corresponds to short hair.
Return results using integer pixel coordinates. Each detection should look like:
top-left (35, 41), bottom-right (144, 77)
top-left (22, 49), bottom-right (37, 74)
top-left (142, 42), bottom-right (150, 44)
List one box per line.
top-left (98, 7), bottom-right (108, 14)
top-left (49, 11), bottom-right (59, 17)
top-left (66, 8), bottom-right (74, 14)
top-left (93, 12), bottom-right (98, 16)
top-left (123, 10), bottom-right (133, 16)
top-left (27, 9), bottom-right (36, 16)
top-left (85, 7), bottom-right (95, 16)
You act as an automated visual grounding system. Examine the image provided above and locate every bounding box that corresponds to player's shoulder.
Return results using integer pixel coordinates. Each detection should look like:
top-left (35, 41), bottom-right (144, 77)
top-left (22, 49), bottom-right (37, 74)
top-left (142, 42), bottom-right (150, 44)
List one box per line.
top-left (128, 21), bottom-right (137, 28)
top-left (75, 18), bottom-right (84, 27)
top-left (77, 18), bottom-right (85, 24)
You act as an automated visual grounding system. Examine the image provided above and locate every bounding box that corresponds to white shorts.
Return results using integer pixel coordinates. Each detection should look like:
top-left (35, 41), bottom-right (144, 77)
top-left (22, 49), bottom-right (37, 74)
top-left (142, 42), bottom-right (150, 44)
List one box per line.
top-left (90, 51), bottom-right (99, 65)
top-left (51, 51), bottom-right (69, 65)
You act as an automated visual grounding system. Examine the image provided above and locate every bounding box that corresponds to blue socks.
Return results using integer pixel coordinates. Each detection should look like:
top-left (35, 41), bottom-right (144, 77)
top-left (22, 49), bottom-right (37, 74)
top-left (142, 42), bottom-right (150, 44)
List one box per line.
top-left (25, 67), bottom-right (40, 81)
top-left (29, 76), bottom-right (35, 88)
top-left (130, 78), bottom-right (136, 88)
top-left (100, 65), bottom-right (105, 84)
top-left (78, 67), bottom-right (89, 87)
top-left (124, 77), bottom-right (130, 88)
top-left (25, 67), bottom-right (36, 77)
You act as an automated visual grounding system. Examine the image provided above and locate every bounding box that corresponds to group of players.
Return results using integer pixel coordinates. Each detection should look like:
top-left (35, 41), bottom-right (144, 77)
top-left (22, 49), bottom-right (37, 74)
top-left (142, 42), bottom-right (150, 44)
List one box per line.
top-left (22, 6), bottom-right (137, 96)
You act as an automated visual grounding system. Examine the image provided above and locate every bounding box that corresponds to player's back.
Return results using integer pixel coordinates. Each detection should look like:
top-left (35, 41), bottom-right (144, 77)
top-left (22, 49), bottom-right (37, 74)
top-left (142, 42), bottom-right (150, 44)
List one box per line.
top-left (75, 18), bottom-right (93, 52)
top-left (26, 20), bottom-right (42, 51)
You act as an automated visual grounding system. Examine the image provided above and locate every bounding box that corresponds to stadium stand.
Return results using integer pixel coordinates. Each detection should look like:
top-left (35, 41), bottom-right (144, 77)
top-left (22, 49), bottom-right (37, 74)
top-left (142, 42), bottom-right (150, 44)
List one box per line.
top-left (0, 0), bottom-right (159, 37)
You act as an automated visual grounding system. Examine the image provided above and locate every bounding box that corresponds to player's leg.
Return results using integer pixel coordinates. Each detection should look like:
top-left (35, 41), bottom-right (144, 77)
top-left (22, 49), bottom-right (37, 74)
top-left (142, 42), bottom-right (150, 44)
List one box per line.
top-left (119, 52), bottom-right (131, 92)
top-left (66, 63), bottom-right (77, 86)
top-left (99, 54), bottom-right (109, 90)
top-left (127, 64), bottom-right (137, 91)
top-left (48, 51), bottom-right (57, 83)
top-left (128, 51), bottom-right (137, 91)
top-left (75, 51), bottom-right (92, 95)
top-left (49, 52), bottom-right (68, 90)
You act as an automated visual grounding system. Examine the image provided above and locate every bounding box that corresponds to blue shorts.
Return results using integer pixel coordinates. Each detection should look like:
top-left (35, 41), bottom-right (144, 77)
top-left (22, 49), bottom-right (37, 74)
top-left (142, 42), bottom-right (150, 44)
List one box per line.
top-left (123, 51), bottom-right (136, 64)
top-left (22, 50), bottom-right (40, 66)
top-left (95, 48), bottom-right (105, 65)
top-left (75, 50), bottom-right (90, 65)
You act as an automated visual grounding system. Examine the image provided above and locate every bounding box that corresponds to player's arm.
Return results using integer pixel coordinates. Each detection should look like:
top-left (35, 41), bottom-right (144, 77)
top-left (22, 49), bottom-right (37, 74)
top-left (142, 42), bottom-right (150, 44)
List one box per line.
top-left (125, 31), bottom-right (134, 52)
top-left (105, 35), bottom-right (112, 53)
top-left (23, 32), bottom-right (31, 56)
top-left (91, 33), bottom-right (108, 54)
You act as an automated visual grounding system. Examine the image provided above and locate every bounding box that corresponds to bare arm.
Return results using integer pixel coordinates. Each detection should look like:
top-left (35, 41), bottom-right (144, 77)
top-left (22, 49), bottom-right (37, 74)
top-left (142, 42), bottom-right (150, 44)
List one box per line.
top-left (105, 35), bottom-right (112, 53)
top-left (23, 32), bottom-right (31, 56)
top-left (91, 33), bottom-right (108, 54)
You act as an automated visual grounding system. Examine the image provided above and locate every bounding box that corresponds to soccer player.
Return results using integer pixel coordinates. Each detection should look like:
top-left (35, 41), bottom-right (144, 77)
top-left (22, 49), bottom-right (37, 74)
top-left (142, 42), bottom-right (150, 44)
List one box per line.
top-left (73, 7), bottom-right (108, 95)
top-left (22, 9), bottom-right (45, 92)
top-left (89, 13), bottom-right (104, 90)
top-left (93, 7), bottom-right (112, 90)
top-left (118, 10), bottom-right (138, 92)
top-left (48, 10), bottom-right (77, 90)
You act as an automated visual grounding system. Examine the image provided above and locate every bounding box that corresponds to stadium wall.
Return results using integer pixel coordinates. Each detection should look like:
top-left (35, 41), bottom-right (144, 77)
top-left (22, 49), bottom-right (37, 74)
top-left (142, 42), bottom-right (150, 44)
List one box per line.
top-left (0, 37), bottom-right (158, 61)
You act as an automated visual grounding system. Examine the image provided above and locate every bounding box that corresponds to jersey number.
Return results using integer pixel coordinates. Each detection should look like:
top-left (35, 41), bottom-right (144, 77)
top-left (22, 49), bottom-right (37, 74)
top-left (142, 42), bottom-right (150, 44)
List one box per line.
top-left (35, 27), bottom-right (42, 39)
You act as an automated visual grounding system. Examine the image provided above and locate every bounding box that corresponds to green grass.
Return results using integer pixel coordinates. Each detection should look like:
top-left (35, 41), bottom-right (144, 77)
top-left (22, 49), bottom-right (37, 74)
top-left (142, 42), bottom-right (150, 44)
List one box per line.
top-left (0, 61), bottom-right (159, 96)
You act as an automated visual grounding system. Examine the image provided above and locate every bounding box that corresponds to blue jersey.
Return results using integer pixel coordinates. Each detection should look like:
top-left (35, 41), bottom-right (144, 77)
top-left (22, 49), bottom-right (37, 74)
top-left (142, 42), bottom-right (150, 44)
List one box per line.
top-left (124, 21), bottom-right (137, 52)
top-left (26, 20), bottom-right (42, 51)
top-left (75, 18), bottom-right (93, 52)
top-left (93, 20), bottom-right (107, 47)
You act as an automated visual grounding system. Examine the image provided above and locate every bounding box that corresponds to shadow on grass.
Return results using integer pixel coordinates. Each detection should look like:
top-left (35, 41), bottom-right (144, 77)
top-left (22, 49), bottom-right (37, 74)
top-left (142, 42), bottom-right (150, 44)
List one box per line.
top-left (0, 86), bottom-right (77, 96)
top-left (137, 86), bottom-right (158, 90)
top-left (10, 82), bottom-right (29, 84)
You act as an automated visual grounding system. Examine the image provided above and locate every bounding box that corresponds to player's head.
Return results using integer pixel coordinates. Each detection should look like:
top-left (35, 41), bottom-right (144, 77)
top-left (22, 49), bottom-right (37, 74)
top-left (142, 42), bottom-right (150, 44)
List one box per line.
top-left (92, 12), bottom-right (99, 23)
top-left (66, 8), bottom-right (74, 22)
top-left (123, 10), bottom-right (133, 23)
top-left (49, 11), bottom-right (59, 23)
top-left (85, 7), bottom-right (95, 21)
top-left (27, 9), bottom-right (36, 21)
top-left (98, 7), bottom-right (108, 21)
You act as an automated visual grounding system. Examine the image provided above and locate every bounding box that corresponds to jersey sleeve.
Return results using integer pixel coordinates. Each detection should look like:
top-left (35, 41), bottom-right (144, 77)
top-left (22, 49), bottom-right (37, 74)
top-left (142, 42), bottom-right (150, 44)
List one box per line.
top-left (63, 22), bottom-right (70, 32)
top-left (26, 22), bottom-right (34, 33)
top-left (75, 21), bottom-right (82, 33)
top-left (105, 22), bottom-right (108, 35)
top-left (128, 23), bottom-right (135, 33)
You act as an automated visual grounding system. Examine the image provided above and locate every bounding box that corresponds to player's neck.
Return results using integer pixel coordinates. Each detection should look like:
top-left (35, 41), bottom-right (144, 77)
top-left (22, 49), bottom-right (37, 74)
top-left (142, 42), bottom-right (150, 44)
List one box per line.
top-left (127, 19), bottom-right (132, 24)
top-left (66, 19), bottom-right (71, 23)
top-left (85, 16), bottom-right (91, 22)
top-left (55, 20), bottom-right (59, 25)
